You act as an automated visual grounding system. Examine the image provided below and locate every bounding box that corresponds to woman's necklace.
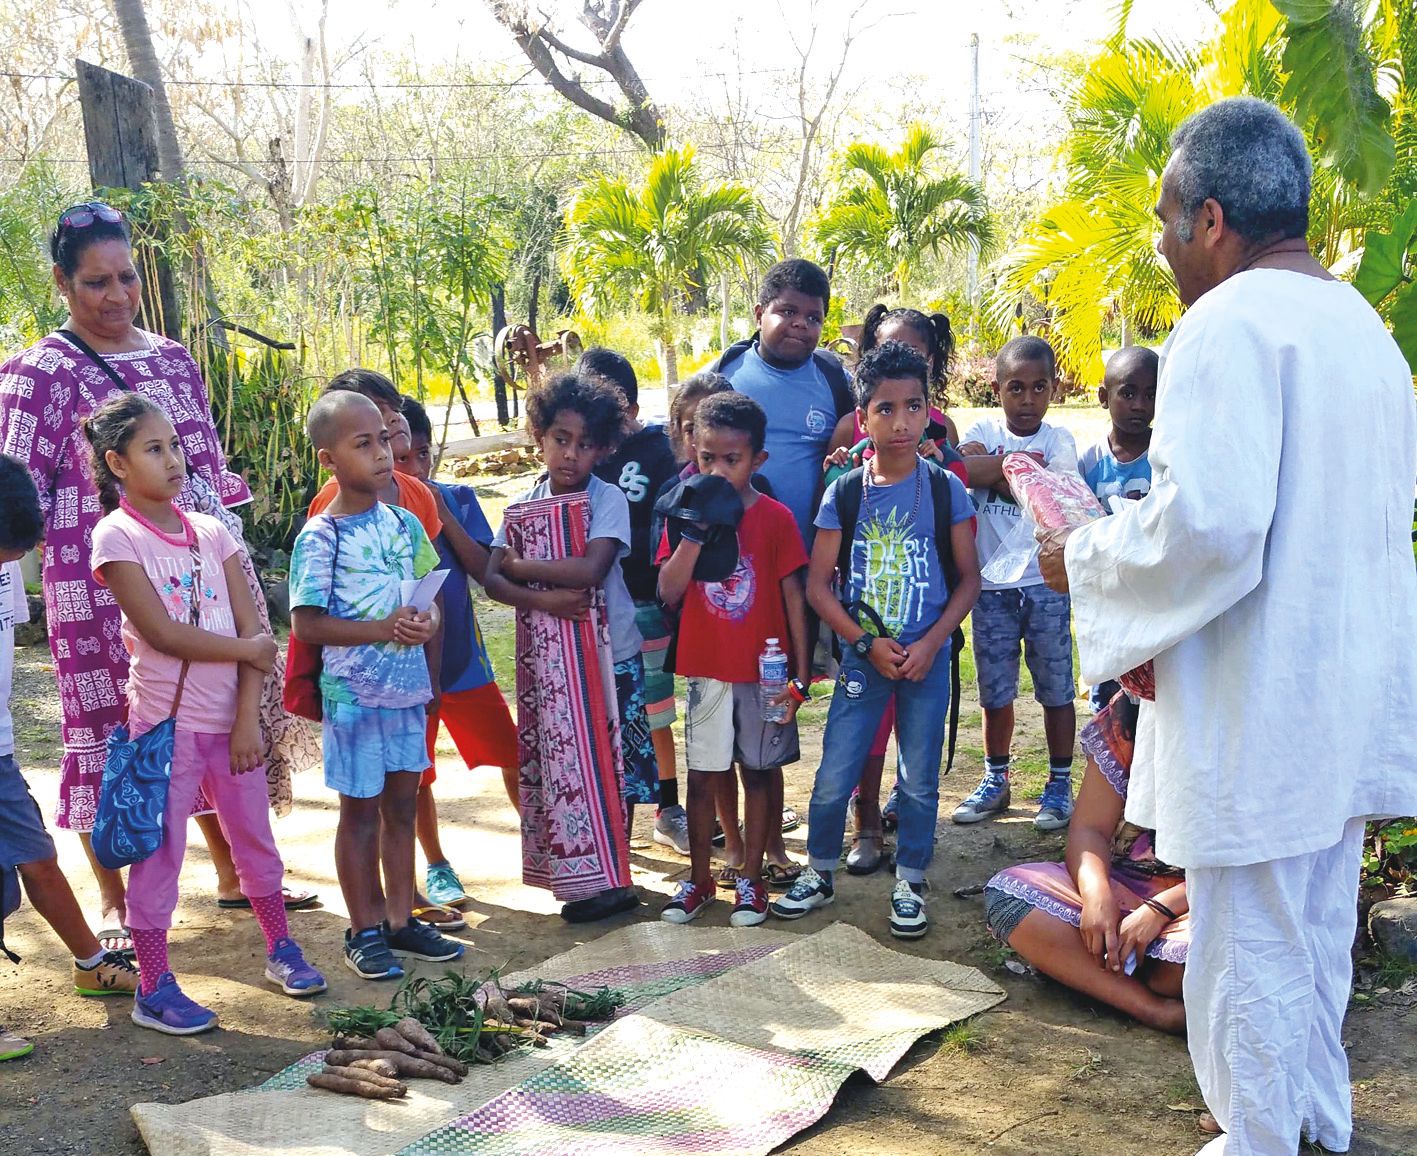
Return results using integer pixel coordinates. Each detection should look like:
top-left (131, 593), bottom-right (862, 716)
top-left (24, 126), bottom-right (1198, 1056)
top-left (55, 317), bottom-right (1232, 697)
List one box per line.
top-left (119, 496), bottom-right (194, 547)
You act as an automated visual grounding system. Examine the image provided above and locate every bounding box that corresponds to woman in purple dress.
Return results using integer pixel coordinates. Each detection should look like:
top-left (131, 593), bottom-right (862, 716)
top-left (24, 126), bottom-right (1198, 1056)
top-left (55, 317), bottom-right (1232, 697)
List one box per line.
top-left (984, 693), bottom-right (1189, 1035)
top-left (0, 203), bottom-right (316, 951)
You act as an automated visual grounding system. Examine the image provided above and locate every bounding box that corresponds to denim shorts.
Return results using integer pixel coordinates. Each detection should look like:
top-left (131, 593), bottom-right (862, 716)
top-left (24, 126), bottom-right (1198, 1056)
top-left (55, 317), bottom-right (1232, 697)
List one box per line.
top-left (972, 585), bottom-right (1076, 710)
top-left (322, 699), bottom-right (430, 798)
top-left (0, 753), bottom-right (56, 935)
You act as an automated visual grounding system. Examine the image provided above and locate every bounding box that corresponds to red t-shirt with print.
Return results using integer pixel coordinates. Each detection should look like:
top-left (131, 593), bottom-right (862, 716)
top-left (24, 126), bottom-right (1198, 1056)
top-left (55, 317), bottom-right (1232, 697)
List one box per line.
top-left (657, 494), bottom-right (809, 684)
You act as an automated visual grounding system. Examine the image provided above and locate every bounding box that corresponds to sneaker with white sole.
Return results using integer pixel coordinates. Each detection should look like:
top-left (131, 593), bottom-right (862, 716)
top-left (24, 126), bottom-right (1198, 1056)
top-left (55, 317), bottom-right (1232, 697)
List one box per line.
top-left (729, 876), bottom-right (768, 927)
top-left (131, 971), bottom-right (218, 1035)
top-left (344, 925), bottom-right (404, 981)
top-left (889, 879), bottom-right (928, 939)
top-left (425, 862), bottom-right (468, 907)
top-left (769, 867), bottom-right (835, 920)
top-left (1034, 776), bottom-right (1074, 831)
top-left (652, 805), bottom-right (691, 856)
top-left (661, 879), bottom-right (716, 924)
top-left (264, 936), bottom-right (327, 996)
top-left (951, 773), bottom-right (1010, 824)
top-left (387, 918), bottom-right (464, 962)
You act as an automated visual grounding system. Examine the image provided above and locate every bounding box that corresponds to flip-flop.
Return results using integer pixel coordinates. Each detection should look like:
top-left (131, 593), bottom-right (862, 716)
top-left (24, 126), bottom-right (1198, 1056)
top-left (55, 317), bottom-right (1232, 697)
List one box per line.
top-left (411, 904), bottom-right (467, 931)
top-left (96, 927), bottom-right (135, 958)
top-left (762, 861), bottom-right (804, 886)
top-left (216, 886), bottom-right (319, 911)
top-left (715, 865), bottom-right (746, 890)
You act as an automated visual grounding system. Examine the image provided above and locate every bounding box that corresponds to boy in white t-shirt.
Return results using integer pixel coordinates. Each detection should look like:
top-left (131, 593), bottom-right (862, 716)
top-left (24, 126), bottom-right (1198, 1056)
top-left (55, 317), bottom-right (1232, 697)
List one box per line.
top-left (956, 337), bottom-right (1079, 830)
top-left (0, 456), bottom-right (139, 1061)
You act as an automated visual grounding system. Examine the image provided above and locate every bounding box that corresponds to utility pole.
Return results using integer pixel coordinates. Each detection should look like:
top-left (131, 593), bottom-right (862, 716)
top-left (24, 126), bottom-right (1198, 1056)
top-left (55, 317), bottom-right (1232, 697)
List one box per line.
top-left (966, 32), bottom-right (982, 327)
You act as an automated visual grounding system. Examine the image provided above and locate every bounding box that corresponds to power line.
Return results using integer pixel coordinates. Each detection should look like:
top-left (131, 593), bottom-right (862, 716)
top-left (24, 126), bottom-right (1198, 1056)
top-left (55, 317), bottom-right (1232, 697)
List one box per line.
top-left (0, 66), bottom-right (798, 91)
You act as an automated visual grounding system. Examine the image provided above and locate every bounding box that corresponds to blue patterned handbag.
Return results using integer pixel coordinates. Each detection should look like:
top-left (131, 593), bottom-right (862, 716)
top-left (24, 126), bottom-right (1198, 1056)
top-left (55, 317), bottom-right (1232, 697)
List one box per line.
top-left (91, 544), bottom-right (201, 870)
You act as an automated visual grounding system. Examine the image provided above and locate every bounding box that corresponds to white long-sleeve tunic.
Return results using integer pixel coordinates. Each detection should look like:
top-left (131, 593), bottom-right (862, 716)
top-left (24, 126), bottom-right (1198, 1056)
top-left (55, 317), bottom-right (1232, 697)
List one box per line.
top-left (1065, 269), bottom-right (1417, 868)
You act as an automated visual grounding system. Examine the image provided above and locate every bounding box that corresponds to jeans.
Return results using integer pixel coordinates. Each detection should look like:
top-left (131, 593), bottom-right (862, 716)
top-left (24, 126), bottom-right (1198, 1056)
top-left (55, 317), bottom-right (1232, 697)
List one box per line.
top-left (806, 646), bottom-right (951, 884)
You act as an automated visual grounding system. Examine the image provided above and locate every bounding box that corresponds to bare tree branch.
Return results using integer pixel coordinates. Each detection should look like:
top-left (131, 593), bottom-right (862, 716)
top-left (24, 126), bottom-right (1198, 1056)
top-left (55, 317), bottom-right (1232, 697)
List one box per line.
top-left (484, 0), bottom-right (665, 149)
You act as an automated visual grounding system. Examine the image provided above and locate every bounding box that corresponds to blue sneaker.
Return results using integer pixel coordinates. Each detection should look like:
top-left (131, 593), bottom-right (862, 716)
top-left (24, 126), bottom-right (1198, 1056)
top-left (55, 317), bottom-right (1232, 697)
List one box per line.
top-left (344, 925), bottom-right (405, 981)
top-left (768, 867), bottom-right (835, 920)
top-left (265, 937), bottom-right (327, 997)
top-left (1035, 776), bottom-right (1074, 831)
top-left (881, 784), bottom-right (900, 833)
top-left (425, 862), bottom-right (468, 907)
top-left (131, 972), bottom-right (218, 1035)
top-left (387, 919), bottom-right (464, 962)
top-left (952, 773), bottom-right (1010, 824)
top-left (889, 879), bottom-right (928, 939)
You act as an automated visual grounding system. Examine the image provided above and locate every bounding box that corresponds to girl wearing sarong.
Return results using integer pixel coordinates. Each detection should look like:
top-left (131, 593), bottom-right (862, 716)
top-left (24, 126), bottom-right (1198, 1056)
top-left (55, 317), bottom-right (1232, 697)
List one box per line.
top-left (485, 372), bottom-right (657, 924)
top-left (984, 694), bottom-right (1188, 1034)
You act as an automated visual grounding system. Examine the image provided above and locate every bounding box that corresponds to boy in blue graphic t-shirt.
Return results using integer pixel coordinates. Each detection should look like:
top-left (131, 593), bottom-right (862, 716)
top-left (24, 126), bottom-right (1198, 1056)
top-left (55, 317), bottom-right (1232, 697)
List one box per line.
top-left (770, 342), bottom-right (980, 940)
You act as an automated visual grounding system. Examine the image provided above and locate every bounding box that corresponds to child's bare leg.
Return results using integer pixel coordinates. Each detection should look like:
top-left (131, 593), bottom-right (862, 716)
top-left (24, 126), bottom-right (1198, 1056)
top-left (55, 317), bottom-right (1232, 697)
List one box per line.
top-left (196, 812), bottom-right (242, 900)
top-left (16, 857), bottom-right (103, 960)
top-left (336, 795), bottom-right (385, 931)
top-left (415, 784), bottom-right (445, 867)
top-left (982, 704), bottom-right (1015, 759)
top-left (1007, 908), bottom-right (1185, 1034)
top-left (1144, 960), bottom-right (1185, 1000)
top-left (686, 770), bottom-right (717, 892)
top-left (764, 767), bottom-right (790, 865)
top-left (78, 832), bottom-right (127, 938)
top-left (739, 766), bottom-right (772, 881)
top-left (653, 728), bottom-right (677, 784)
top-left (499, 766), bottom-right (520, 813)
top-left (379, 772), bottom-right (422, 930)
top-left (714, 773), bottom-right (743, 868)
top-left (1042, 702), bottom-right (1076, 761)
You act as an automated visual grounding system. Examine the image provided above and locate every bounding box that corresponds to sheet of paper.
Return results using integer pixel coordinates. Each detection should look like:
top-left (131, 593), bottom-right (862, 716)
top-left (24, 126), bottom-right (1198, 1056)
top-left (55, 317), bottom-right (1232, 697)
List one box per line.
top-left (400, 569), bottom-right (448, 613)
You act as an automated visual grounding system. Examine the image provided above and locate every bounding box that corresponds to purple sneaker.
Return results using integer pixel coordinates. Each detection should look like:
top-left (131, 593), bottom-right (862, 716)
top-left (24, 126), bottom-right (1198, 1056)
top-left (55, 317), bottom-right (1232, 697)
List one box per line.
top-left (264, 937), bottom-right (327, 997)
top-left (131, 972), bottom-right (217, 1035)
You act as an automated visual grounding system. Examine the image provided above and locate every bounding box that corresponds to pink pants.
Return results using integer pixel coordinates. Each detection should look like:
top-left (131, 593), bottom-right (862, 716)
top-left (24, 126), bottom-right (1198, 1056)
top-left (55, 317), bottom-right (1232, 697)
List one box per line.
top-left (124, 721), bottom-right (285, 930)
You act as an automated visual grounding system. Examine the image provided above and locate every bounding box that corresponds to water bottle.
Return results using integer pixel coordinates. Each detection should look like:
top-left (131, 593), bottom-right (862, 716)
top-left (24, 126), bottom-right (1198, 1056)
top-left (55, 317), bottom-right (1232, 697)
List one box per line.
top-left (759, 638), bottom-right (789, 723)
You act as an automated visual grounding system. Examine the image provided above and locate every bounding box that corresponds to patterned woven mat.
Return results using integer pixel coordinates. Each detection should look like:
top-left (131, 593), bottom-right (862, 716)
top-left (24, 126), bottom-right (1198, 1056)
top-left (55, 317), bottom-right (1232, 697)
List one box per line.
top-left (130, 922), bottom-right (1004, 1156)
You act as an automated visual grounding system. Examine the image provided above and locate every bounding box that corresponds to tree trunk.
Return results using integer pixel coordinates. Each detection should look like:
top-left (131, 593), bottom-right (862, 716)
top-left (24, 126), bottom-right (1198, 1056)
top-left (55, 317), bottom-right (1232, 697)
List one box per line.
top-left (527, 269), bottom-right (542, 339)
top-left (720, 270), bottom-right (730, 352)
top-left (491, 284), bottom-right (510, 427)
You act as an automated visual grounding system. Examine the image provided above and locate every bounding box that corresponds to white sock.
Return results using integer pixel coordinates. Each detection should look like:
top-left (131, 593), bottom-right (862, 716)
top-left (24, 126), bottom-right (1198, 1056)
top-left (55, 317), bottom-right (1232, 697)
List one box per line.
top-left (75, 949), bottom-right (106, 969)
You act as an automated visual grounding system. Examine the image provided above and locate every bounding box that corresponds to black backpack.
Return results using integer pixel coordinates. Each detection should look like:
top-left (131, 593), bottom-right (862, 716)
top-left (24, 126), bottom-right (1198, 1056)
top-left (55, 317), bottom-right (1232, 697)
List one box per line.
top-left (713, 337), bottom-right (856, 424)
top-left (832, 460), bottom-right (968, 775)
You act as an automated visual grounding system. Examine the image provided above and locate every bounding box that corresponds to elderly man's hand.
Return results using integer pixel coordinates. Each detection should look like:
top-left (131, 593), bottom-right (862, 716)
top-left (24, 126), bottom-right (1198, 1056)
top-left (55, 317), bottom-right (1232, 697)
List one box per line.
top-left (1036, 526), bottom-right (1073, 593)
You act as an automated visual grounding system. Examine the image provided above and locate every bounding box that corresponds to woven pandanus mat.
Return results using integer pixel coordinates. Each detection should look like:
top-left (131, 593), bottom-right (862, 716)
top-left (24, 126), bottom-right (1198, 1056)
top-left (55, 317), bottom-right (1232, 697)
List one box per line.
top-left (131, 922), bottom-right (1004, 1156)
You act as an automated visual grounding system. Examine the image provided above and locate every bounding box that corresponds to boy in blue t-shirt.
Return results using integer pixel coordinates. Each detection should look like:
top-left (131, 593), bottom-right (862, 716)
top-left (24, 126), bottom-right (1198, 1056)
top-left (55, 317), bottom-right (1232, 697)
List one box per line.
top-left (397, 401), bottom-right (521, 909)
top-left (770, 343), bottom-right (981, 940)
top-left (1078, 346), bottom-right (1158, 710)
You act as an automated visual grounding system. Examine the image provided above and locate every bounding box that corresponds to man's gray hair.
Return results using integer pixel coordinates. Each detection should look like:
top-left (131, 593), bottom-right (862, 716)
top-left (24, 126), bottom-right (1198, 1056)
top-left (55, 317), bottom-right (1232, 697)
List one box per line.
top-left (1169, 97), bottom-right (1311, 243)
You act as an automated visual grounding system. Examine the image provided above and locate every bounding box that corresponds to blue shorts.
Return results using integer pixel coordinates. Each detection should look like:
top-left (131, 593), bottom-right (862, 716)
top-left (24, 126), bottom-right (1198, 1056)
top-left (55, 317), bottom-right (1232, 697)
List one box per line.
top-left (1, 752), bottom-right (57, 936)
top-left (322, 700), bottom-right (430, 799)
top-left (972, 585), bottom-right (1076, 710)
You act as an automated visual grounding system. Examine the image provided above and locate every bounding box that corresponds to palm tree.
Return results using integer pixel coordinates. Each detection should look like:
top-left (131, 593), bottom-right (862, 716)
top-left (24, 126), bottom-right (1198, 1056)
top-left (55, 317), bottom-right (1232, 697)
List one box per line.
top-left (813, 123), bottom-right (993, 302)
top-left (562, 146), bottom-right (775, 387)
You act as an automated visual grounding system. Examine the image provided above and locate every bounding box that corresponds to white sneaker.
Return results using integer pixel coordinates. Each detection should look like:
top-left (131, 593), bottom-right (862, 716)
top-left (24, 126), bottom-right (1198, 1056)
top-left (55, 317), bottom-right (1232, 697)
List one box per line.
top-left (889, 879), bottom-right (928, 939)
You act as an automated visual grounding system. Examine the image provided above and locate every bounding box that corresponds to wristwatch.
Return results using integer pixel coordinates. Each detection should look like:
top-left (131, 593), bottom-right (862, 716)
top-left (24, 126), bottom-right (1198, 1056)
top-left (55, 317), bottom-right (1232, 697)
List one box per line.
top-left (852, 632), bottom-right (874, 658)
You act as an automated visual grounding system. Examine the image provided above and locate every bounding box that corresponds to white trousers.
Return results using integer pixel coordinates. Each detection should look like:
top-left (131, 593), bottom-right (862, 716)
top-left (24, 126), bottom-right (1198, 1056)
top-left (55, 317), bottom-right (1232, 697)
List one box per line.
top-left (1185, 818), bottom-right (1366, 1156)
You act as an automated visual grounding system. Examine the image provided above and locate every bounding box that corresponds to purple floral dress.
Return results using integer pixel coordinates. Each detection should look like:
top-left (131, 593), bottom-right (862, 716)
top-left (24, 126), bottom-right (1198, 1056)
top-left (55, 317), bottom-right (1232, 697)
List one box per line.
top-left (0, 331), bottom-right (250, 830)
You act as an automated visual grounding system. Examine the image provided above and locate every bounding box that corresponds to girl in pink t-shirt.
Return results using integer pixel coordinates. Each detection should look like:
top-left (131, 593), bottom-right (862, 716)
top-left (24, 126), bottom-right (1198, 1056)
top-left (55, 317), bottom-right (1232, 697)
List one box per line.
top-left (86, 395), bottom-right (324, 1035)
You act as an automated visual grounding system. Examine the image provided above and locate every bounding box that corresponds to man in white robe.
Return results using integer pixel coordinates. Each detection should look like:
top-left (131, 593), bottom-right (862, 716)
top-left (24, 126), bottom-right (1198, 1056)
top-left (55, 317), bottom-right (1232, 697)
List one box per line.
top-left (1039, 98), bottom-right (1417, 1155)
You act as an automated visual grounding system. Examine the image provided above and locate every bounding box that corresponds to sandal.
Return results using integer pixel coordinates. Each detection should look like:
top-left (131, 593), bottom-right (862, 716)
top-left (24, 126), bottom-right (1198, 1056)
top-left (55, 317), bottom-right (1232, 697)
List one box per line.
top-left (715, 865), bottom-right (746, 890)
top-left (761, 861), bottom-right (804, 886)
top-left (411, 904), bottom-right (468, 931)
top-left (96, 927), bottom-right (135, 958)
top-left (216, 886), bottom-right (319, 911)
top-left (781, 807), bottom-right (800, 833)
top-left (1198, 1112), bottom-right (1222, 1136)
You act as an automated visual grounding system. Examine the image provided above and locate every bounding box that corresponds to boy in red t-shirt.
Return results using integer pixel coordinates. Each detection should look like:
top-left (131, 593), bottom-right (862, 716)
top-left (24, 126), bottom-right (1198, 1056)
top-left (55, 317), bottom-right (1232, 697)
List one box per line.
top-left (656, 393), bottom-right (810, 928)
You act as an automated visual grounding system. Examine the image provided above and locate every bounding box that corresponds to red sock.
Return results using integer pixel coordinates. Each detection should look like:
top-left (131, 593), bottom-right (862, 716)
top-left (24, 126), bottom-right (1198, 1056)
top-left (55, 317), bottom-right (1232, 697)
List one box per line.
top-left (247, 890), bottom-right (289, 954)
top-left (130, 927), bottom-right (170, 995)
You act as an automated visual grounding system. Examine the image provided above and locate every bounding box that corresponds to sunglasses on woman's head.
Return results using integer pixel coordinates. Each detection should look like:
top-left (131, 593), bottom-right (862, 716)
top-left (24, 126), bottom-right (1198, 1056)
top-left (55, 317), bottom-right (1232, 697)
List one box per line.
top-left (58, 202), bottom-right (124, 230)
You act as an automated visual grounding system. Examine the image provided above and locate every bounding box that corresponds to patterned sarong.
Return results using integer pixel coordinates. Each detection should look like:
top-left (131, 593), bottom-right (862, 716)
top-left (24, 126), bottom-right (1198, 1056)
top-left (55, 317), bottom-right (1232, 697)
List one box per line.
top-left (505, 491), bottom-right (631, 901)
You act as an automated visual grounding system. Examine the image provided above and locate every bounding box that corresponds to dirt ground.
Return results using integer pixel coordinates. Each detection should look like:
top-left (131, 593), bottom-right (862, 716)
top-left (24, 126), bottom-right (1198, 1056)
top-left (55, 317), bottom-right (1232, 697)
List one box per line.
top-left (2, 607), bottom-right (1414, 1156)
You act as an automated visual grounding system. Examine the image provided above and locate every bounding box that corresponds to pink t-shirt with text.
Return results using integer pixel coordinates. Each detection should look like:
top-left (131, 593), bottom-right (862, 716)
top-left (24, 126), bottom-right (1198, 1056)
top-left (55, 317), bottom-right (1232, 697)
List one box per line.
top-left (91, 508), bottom-right (242, 733)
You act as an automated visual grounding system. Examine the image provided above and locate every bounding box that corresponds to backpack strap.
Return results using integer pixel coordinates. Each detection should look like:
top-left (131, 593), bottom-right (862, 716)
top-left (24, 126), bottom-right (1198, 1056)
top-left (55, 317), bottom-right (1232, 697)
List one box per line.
top-left (832, 466), bottom-right (866, 590)
top-left (811, 348), bottom-right (855, 422)
top-left (924, 461), bottom-right (966, 774)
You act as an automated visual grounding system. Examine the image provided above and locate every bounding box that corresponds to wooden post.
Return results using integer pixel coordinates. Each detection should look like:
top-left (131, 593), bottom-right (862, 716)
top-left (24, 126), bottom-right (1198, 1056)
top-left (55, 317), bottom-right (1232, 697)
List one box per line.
top-left (74, 59), bottom-right (181, 341)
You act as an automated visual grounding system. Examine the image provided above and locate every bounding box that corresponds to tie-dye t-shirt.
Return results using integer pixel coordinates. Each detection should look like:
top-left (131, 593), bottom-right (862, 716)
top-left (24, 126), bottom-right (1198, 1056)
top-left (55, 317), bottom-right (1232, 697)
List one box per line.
top-left (288, 501), bottom-right (439, 709)
top-left (816, 459), bottom-right (973, 645)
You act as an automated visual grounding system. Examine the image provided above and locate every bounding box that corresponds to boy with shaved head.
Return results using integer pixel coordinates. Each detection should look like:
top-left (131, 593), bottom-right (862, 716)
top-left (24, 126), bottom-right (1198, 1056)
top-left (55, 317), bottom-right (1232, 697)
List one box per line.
top-left (289, 389), bottom-right (461, 981)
